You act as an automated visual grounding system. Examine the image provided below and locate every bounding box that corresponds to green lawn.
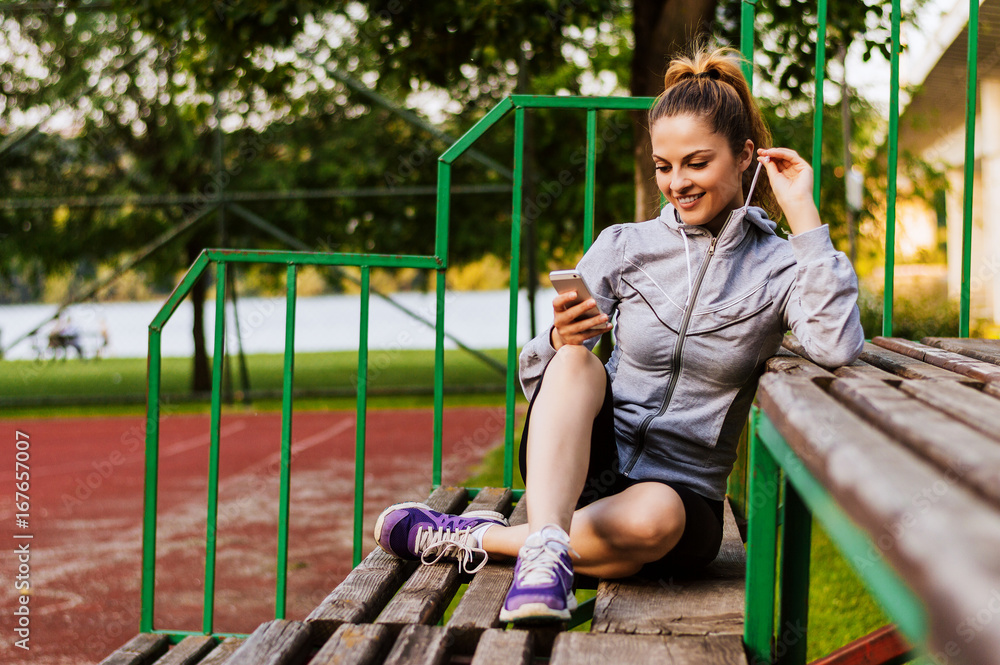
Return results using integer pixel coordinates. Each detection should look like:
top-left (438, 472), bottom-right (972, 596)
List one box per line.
top-left (0, 348), bottom-right (509, 415)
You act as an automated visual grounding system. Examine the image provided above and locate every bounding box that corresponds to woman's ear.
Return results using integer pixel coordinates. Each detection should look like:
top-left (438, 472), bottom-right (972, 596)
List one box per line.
top-left (738, 139), bottom-right (754, 172)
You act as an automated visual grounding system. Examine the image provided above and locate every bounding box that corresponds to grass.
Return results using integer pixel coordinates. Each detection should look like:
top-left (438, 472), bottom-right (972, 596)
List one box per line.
top-left (0, 348), bottom-right (509, 415)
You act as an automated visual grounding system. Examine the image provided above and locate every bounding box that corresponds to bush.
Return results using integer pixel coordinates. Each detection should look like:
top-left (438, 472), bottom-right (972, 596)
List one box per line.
top-left (857, 287), bottom-right (962, 340)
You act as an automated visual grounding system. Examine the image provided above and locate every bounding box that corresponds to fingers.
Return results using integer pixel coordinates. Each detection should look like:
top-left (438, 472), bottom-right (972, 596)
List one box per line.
top-left (552, 293), bottom-right (611, 345)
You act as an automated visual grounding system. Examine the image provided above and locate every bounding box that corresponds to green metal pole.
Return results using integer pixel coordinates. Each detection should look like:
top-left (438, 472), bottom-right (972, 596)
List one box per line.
top-left (746, 407), bottom-right (779, 663)
top-left (811, 0), bottom-right (827, 207)
top-left (202, 261), bottom-right (228, 635)
top-left (504, 107), bottom-right (526, 489)
top-left (778, 481), bottom-right (812, 665)
top-left (353, 266), bottom-right (371, 567)
top-left (140, 329), bottom-right (163, 633)
top-left (961, 0), bottom-right (979, 338)
top-left (433, 268), bottom-right (446, 487)
top-left (275, 264), bottom-right (297, 619)
top-left (740, 0), bottom-right (756, 89)
top-left (584, 108), bottom-right (597, 250)
top-left (884, 0), bottom-right (901, 338)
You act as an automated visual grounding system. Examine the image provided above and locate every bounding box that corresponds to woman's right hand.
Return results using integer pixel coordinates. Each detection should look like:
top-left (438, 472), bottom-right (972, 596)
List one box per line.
top-left (550, 291), bottom-right (611, 350)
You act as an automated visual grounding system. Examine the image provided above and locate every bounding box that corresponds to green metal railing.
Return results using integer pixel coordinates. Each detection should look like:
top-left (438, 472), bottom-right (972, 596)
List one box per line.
top-left (139, 0), bottom-right (983, 646)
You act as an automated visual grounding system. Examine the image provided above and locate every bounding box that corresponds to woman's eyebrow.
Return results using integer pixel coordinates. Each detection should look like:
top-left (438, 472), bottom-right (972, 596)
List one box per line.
top-left (652, 148), bottom-right (716, 162)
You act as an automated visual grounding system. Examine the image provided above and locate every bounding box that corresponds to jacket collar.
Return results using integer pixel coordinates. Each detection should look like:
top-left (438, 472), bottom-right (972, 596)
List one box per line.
top-left (657, 203), bottom-right (777, 251)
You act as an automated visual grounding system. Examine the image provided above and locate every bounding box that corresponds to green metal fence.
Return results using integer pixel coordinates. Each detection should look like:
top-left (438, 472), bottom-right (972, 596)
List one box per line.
top-left (139, 0), bottom-right (984, 646)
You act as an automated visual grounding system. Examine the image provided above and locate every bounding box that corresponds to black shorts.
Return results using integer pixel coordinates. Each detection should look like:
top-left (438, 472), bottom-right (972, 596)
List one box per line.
top-left (518, 359), bottom-right (725, 579)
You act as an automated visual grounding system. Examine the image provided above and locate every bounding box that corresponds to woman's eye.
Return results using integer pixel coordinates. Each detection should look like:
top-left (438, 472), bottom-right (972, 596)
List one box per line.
top-left (655, 165), bottom-right (670, 173)
top-left (690, 162), bottom-right (708, 169)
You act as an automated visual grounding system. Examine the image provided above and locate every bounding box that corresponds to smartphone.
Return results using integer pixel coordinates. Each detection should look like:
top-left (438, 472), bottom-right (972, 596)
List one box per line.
top-left (549, 270), bottom-right (610, 331)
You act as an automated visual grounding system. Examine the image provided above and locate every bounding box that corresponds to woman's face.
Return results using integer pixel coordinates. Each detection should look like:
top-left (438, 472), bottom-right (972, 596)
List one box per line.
top-left (650, 114), bottom-right (753, 235)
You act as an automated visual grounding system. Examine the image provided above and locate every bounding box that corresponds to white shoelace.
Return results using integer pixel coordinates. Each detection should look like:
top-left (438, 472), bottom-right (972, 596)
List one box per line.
top-left (516, 530), bottom-right (578, 587)
top-left (415, 526), bottom-right (489, 574)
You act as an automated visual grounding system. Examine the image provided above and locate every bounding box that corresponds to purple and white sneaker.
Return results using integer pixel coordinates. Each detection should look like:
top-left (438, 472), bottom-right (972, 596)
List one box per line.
top-left (374, 502), bottom-right (509, 573)
top-left (499, 525), bottom-right (578, 622)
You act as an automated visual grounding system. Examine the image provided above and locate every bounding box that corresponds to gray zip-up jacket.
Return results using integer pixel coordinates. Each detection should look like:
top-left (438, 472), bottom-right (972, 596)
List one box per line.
top-left (518, 204), bottom-right (865, 501)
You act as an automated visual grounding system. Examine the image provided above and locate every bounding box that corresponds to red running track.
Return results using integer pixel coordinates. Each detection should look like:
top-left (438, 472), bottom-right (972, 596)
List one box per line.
top-left (0, 406), bottom-right (510, 665)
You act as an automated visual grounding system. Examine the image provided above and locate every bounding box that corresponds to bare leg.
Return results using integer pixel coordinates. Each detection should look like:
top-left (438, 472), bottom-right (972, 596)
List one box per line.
top-left (482, 482), bottom-right (686, 578)
top-left (520, 345), bottom-right (607, 533)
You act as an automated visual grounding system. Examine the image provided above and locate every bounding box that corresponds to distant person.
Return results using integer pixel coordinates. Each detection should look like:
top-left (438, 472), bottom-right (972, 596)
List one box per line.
top-left (371, 46), bottom-right (864, 623)
top-left (96, 317), bottom-right (110, 359)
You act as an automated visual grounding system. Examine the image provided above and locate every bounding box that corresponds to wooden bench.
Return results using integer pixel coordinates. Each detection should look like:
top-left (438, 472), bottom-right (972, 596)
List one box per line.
top-left (101, 483), bottom-right (748, 665)
top-left (749, 335), bottom-right (1000, 664)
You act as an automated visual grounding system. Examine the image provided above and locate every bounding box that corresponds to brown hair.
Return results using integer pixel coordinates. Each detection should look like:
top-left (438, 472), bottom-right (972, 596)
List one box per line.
top-left (648, 47), bottom-right (777, 219)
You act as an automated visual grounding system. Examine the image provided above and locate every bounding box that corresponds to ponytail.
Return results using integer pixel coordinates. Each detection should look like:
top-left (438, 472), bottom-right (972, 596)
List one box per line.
top-left (649, 47), bottom-right (778, 219)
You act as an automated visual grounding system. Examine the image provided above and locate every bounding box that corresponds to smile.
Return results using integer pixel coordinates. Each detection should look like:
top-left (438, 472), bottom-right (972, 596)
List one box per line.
top-left (676, 193), bottom-right (705, 205)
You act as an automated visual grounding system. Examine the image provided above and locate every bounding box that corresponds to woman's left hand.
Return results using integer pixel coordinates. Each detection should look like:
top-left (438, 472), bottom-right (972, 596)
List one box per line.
top-left (757, 147), bottom-right (822, 235)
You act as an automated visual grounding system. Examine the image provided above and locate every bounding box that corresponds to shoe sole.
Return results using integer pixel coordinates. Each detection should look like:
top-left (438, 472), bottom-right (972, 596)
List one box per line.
top-left (373, 502), bottom-right (510, 557)
top-left (499, 596), bottom-right (577, 623)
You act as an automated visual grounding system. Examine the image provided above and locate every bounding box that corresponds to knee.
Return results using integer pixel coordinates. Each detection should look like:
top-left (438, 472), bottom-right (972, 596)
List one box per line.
top-left (549, 344), bottom-right (604, 378)
top-left (611, 492), bottom-right (685, 553)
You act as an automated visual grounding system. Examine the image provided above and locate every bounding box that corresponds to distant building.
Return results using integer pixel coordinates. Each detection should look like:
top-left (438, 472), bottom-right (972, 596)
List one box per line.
top-left (898, 0), bottom-right (1000, 327)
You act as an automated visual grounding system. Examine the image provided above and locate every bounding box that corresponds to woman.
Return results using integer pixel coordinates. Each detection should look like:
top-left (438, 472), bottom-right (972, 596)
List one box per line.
top-left (374, 47), bottom-right (864, 623)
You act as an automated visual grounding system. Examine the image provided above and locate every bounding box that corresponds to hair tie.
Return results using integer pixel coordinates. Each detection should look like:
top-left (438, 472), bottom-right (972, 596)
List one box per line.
top-left (694, 70), bottom-right (720, 80)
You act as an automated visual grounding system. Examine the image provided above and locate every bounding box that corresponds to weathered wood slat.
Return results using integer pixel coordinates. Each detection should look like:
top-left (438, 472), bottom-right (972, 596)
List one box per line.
top-left (833, 359), bottom-right (903, 385)
top-left (194, 637), bottom-right (245, 665)
top-left (469, 628), bottom-right (533, 665)
top-left (758, 373), bottom-right (1000, 663)
top-left (922, 337), bottom-right (1000, 366)
top-left (549, 633), bottom-right (747, 665)
top-left (898, 379), bottom-right (1000, 442)
top-left (829, 378), bottom-right (1000, 508)
top-left (224, 620), bottom-right (312, 665)
top-left (874, 337), bottom-right (1000, 386)
top-left (151, 636), bottom-right (216, 665)
top-left (766, 353), bottom-right (836, 384)
top-left (508, 495), bottom-right (527, 526)
top-left (310, 623), bottom-right (393, 665)
top-left (591, 500), bottom-right (744, 636)
top-left (382, 624), bottom-right (453, 665)
top-left (376, 489), bottom-right (492, 630)
top-left (99, 634), bottom-right (171, 665)
top-left (306, 486), bottom-right (468, 640)
top-left (858, 342), bottom-right (981, 385)
top-left (446, 488), bottom-right (516, 651)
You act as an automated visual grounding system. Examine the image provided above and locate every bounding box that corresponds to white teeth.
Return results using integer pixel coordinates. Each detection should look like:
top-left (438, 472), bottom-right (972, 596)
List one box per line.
top-left (678, 193), bottom-right (704, 204)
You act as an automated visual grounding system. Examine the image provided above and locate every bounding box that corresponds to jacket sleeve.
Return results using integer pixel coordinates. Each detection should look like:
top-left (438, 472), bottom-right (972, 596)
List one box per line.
top-left (518, 226), bottom-right (624, 400)
top-left (781, 225), bottom-right (865, 368)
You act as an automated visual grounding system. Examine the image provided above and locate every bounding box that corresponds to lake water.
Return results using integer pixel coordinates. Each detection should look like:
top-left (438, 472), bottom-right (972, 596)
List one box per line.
top-left (0, 289), bottom-right (562, 360)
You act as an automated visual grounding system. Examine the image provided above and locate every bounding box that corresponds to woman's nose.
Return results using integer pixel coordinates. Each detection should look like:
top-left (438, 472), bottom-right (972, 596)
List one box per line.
top-left (670, 172), bottom-right (690, 193)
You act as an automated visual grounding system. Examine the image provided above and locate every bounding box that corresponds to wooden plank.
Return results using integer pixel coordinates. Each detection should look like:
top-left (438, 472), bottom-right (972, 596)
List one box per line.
top-left (382, 624), bottom-right (452, 665)
top-left (829, 378), bottom-right (1000, 508)
top-left (508, 496), bottom-right (527, 526)
top-left (833, 359), bottom-right (903, 385)
top-left (923, 337), bottom-right (1000, 366)
top-left (899, 379), bottom-right (1000, 442)
top-left (446, 488), bottom-right (516, 651)
top-left (306, 486), bottom-right (468, 640)
top-left (591, 500), bottom-right (744, 636)
top-left (758, 373), bottom-right (1000, 662)
top-left (874, 337), bottom-right (1000, 386)
top-left (549, 633), bottom-right (747, 665)
top-left (765, 353), bottom-right (836, 384)
top-left (310, 623), bottom-right (393, 665)
top-left (376, 489), bottom-right (490, 629)
top-left (99, 634), bottom-right (170, 665)
top-left (858, 342), bottom-right (981, 385)
top-left (151, 636), bottom-right (216, 665)
top-left (469, 629), bottom-right (533, 665)
top-left (224, 620), bottom-right (312, 665)
top-left (194, 637), bottom-right (245, 665)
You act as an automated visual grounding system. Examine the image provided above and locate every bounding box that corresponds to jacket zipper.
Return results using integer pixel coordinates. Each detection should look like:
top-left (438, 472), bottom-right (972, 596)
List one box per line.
top-left (621, 211), bottom-right (736, 477)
